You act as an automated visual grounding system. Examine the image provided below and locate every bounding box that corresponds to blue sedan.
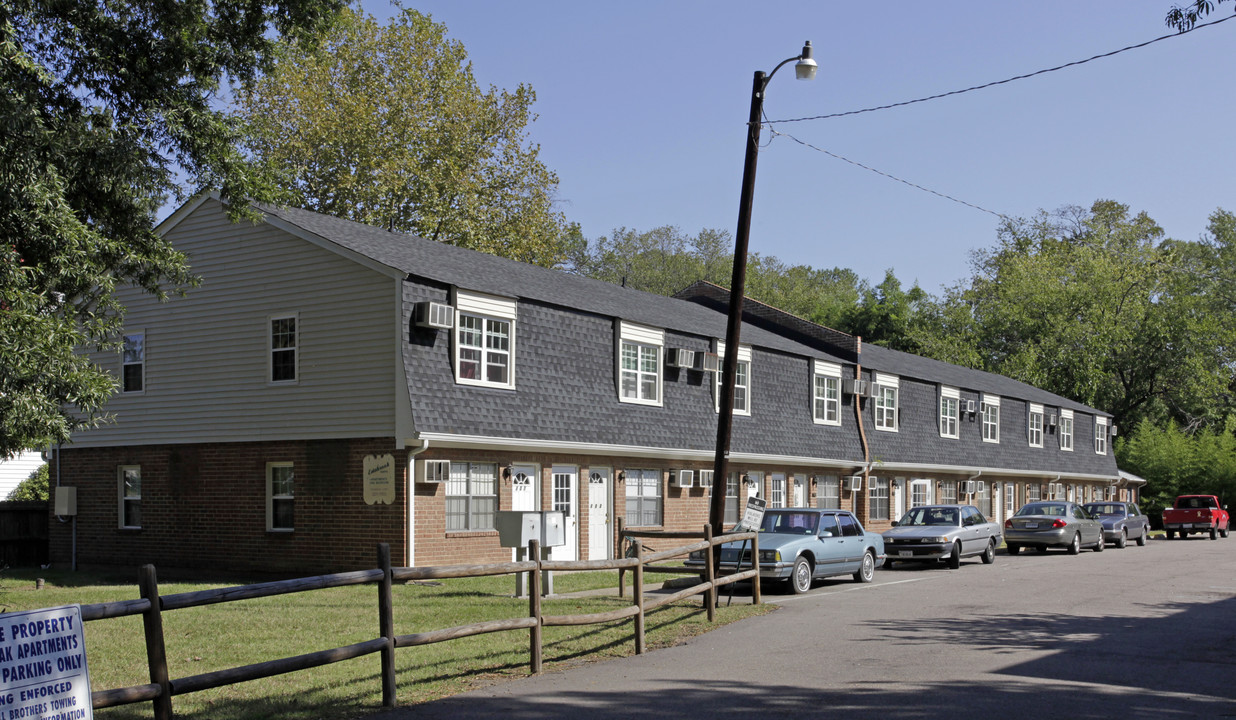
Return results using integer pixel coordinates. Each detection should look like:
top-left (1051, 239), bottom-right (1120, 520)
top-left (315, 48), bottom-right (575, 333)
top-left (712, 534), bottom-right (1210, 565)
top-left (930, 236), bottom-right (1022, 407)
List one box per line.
top-left (686, 508), bottom-right (886, 594)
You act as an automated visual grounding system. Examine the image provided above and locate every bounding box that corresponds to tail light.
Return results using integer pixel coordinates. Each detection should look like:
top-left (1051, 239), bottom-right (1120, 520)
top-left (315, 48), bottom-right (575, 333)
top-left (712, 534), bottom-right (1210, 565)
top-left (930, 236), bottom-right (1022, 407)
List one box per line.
top-left (1051, 519), bottom-right (1068, 528)
top-left (1004, 519), bottom-right (1013, 529)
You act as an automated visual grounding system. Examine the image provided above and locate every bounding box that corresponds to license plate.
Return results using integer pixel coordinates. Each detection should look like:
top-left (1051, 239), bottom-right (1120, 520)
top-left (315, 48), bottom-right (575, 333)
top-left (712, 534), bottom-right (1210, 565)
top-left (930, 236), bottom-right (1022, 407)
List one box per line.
top-left (1194, 524), bottom-right (1208, 529)
top-left (898, 551), bottom-right (913, 558)
top-left (1025, 522), bottom-right (1038, 529)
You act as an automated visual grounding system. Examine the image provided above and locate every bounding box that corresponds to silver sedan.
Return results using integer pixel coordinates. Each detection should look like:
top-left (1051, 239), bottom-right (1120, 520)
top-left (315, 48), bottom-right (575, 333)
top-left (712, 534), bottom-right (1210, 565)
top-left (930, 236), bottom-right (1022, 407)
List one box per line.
top-left (881, 504), bottom-right (1002, 569)
top-left (1004, 501), bottom-right (1105, 555)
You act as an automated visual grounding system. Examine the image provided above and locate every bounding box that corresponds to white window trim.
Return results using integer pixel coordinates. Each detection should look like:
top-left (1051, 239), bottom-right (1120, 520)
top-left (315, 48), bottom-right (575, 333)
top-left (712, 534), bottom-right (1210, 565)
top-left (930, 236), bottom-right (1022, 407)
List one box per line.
top-left (118, 465), bottom-right (141, 529)
top-left (1060, 409), bottom-right (1074, 452)
top-left (453, 290), bottom-right (517, 390)
top-left (1028, 403), bottom-right (1045, 448)
top-left (910, 479), bottom-right (933, 507)
top-left (812, 360), bottom-right (842, 426)
top-left (266, 461), bottom-right (295, 532)
top-left (1095, 417), bottom-right (1108, 455)
top-left (616, 320), bottom-right (664, 407)
top-left (268, 312), bottom-right (299, 385)
top-left (873, 373), bottom-right (899, 433)
top-left (939, 386), bottom-right (960, 439)
top-left (982, 394), bottom-right (1001, 444)
top-left (122, 330), bottom-right (146, 395)
top-left (769, 472), bottom-right (787, 508)
top-left (714, 342), bottom-right (752, 417)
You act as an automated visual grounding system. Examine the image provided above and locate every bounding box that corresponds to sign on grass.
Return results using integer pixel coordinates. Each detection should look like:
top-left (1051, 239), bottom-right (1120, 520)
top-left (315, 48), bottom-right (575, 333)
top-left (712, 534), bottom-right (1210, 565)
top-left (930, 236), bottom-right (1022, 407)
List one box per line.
top-left (0, 605), bottom-right (92, 720)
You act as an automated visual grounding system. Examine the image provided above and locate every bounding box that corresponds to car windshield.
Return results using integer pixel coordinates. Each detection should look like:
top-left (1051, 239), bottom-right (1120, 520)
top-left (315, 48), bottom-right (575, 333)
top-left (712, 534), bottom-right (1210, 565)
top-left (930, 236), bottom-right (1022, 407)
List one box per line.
top-left (761, 511), bottom-right (819, 535)
top-left (1084, 504), bottom-right (1122, 515)
top-left (1017, 503), bottom-right (1067, 517)
top-left (900, 507), bottom-right (958, 526)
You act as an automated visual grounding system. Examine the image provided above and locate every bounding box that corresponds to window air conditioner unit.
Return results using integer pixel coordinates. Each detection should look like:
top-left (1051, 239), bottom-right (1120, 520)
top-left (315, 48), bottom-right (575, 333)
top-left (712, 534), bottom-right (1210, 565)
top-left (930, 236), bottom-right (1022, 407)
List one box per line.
top-left (697, 469), bottom-right (714, 488)
top-left (843, 379), bottom-right (869, 396)
top-left (976, 480), bottom-right (986, 493)
top-left (672, 469), bottom-right (695, 488)
top-left (1110, 423), bottom-right (1118, 437)
top-left (413, 301), bottom-right (454, 330)
top-left (665, 348), bottom-right (695, 369)
top-left (963, 480), bottom-right (976, 495)
top-left (699, 352), bottom-right (721, 372)
top-left (1048, 413), bottom-right (1058, 428)
top-left (845, 475), bottom-right (863, 492)
top-left (421, 459), bottom-right (450, 484)
top-left (964, 399), bottom-right (977, 414)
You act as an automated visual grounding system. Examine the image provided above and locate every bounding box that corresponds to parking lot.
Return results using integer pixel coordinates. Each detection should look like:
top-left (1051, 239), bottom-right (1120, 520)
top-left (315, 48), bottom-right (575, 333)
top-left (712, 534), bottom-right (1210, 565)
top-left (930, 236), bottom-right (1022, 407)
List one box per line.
top-left (375, 536), bottom-right (1236, 720)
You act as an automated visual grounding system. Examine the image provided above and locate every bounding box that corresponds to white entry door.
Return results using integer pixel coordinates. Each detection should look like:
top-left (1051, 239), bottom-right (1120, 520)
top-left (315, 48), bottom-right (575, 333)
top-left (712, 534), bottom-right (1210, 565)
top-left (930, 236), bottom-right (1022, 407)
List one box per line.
top-left (510, 463), bottom-right (539, 512)
top-left (893, 479), bottom-right (906, 522)
top-left (587, 468), bottom-right (611, 560)
top-left (791, 477), bottom-right (805, 507)
top-left (550, 465), bottom-right (578, 561)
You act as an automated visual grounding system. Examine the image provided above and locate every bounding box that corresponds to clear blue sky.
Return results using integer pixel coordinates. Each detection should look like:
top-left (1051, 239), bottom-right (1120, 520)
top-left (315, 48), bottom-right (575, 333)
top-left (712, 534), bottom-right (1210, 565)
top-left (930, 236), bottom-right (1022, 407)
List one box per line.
top-left (360, 0), bottom-right (1232, 293)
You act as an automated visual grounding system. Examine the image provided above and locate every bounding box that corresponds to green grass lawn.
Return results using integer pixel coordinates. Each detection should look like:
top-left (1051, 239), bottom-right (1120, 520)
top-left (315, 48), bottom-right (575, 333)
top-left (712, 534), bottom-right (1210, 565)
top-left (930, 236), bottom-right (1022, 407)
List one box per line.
top-left (0, 566), bottom-right (772, 719)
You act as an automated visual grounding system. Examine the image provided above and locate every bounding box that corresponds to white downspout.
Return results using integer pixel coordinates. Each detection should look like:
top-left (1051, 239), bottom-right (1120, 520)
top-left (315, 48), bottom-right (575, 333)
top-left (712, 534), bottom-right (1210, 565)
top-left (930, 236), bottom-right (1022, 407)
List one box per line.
top-left (406, 438), bottom-right (430, 567)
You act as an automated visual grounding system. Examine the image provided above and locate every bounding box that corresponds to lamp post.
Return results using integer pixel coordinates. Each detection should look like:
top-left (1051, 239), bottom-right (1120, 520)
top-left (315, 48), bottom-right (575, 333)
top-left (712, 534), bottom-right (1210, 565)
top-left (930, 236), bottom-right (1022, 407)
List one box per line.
top-left (709, 42), bottom-right (817, 536)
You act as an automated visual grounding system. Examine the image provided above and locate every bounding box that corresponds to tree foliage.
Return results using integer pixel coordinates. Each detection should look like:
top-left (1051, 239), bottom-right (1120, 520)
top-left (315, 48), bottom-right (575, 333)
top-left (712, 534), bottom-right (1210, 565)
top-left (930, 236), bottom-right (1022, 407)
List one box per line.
top-left (922, 201), bottom-right (1235, 433)
top-left (1166, 0), bottom-right (1235, 30)
top-left (1, 0), bottom-right (344, 459)
top-left (236, 7), bottom-right (566, 266)
top-left (1118, 418), bottom-right (1236, 525)
top-left (7, 463), bottom-right (48, 502)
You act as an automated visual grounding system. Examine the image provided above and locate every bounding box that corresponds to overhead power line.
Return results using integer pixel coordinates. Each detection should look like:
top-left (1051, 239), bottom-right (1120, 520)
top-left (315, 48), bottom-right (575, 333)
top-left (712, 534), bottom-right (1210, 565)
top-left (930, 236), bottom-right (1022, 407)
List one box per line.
top-left (768, 14), bottom-right (1236, 124)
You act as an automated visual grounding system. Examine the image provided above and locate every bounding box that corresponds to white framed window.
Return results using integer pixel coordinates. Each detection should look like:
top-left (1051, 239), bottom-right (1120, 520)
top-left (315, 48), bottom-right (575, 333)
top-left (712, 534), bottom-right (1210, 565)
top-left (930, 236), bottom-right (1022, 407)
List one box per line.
top-left (816, 475), bottom-right (840, 509)
top-left (1060, 409), bottom-right (1074, 451)
top-left (939, 386), bottom-right (960, 439)
top-left (269, 314), bottom-right (298, 383)
top-left (873, 373), bottom-right (899, 432)
top-left (812, 360), bottom-right (841, 426)
top-left (714, 342), bottom-right (752, 416)
top-left (724, 472), bottom-right (741, 525)
top-left (981, 394), bottom-right (1001, 443)
top-left (624, 468), bottom-right (662, 527)
top-left (616, 321), bottom-right (663, 406)
top-left (266, 462), bottom-right (295, 531)
top-left (769, 473), bottom-right (786, 508)
top-left (1095, 418), bottom-right (1108, 455)
top-left (869, 477), bottom-right (890, 520)
top-left (1028, 483), bottom-right (1041, 502)
top-left (118, 465), bottom-right (141, 529)
top-left (446, 462), bottom-right (498, 531)
top-left (940, 481), bottom-right (957, 505)
top-left (1028, 403), bottom-right (1045, 448)
top-left (454, 290), bottom-right (516, 389)
top-left (910, 479), bottom-right (932, 507)
top-left (122, 331), bottom-right (145, 393)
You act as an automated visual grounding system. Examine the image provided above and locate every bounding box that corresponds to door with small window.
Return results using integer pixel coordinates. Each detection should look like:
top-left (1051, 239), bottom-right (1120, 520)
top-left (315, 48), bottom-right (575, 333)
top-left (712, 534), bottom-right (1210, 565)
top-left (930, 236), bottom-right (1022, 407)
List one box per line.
top-left (587, 469), bottom-right (611, 560)
top-left (550, 466), bottom-right (578, 561)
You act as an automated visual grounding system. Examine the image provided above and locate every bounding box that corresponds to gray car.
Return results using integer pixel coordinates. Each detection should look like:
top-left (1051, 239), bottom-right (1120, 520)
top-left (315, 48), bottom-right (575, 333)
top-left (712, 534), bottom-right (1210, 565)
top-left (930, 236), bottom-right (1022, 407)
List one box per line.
top-left (881, 504), bottom-right (1002, 569)
top-left (1004, 501), bottom-right (1105, 555)
top-left (1082, 501), bottom-right (1150, 548)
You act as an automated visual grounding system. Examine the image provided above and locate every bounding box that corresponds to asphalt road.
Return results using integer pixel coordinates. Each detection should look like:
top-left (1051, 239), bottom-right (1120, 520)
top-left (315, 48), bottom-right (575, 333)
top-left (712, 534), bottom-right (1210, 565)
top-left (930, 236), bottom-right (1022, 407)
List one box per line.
top-left (370, 536), bottom-right (1236, 720)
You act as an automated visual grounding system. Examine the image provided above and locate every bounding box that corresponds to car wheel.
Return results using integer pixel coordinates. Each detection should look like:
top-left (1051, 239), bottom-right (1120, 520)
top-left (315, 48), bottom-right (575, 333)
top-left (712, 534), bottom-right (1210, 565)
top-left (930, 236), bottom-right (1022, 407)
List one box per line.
top-left (1166, 530), bottom-right (1175, 539)
top-left (1006, 543), bottom-right (1021, 555)
top-left (947, 542), bottom-right (962, 569)
top-left (1210, 526), bottom-right (1218, 540)
top-left (981, 539), bottom-right (996, 564)
top-left (791, 557), bottom-right (813, 594)
top-left (1067, 533), bottom-right (1081, 555)
top-left (1116, 529), bottom-right (1127, 549)
top-left (1221, 527), bottom-right (1229, 538)
top-left (1093, 533), bottom-right (1104, 552)
top-left (882, 558), bottom-right (895, 570)
top-left (853, 551), bottom-right (875, 583)
top-left (1136, 528), bottom-right (1147, 546)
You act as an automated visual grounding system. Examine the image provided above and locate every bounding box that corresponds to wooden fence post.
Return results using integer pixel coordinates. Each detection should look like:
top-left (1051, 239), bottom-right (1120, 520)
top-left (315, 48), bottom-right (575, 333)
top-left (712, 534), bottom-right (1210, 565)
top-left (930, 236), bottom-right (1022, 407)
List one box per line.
top-left (529, 539), bottom-right (542, 674)
top-left (377, 543), bottom-right (396, 707)
top-left (704, 525), bottom-right (716, 622)
top-left (633, 540), bottom-right (645, 655)
top-left (616, 517), bottom-right (625, 598)
top-left (751, 531), bottom-right (761, 605)
top-left (138, 564), bottom-right (172, 720)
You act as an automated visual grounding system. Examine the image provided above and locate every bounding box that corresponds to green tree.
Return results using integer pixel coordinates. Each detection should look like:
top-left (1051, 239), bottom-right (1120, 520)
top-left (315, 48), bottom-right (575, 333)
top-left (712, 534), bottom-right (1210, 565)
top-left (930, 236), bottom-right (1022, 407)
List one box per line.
top-left (838, 270), bottom-right (930, 353)
top-left (1, 0), bottom-right (344, 459)
top-left (7, 463), bottom-right (49, 502)
top-left (1118, 418), bottom-right (1236, 525)
top-left (1166, 0), bottom-right (1235, 30)
top-left (236, 7), bottom-right (566, 266)
top-left (925, 200), bottom-right (1234, 432)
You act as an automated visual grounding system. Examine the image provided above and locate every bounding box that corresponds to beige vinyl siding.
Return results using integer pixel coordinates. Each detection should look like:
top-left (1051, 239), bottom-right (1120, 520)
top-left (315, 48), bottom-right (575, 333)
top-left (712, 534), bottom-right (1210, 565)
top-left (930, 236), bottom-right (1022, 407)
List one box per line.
top-left (71, 200), bottom-right (398, 446)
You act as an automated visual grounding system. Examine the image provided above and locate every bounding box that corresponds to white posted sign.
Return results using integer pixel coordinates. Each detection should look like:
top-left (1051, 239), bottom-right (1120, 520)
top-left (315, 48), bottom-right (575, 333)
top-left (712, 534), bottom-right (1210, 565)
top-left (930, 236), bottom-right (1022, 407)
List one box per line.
top-left (0, 604), bottom-right (92, 720)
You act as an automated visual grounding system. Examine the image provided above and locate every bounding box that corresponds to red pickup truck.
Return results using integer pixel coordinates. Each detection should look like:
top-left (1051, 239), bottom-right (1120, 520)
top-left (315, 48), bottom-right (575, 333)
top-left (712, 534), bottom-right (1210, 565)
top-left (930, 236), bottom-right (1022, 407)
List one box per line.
top-left (1163, 495), bottom-right (1230, 540)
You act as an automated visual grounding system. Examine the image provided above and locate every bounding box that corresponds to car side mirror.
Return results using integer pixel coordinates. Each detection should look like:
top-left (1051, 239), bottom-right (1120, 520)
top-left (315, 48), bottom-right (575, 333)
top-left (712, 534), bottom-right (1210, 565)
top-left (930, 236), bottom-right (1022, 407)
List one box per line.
top-left (890, 519), bottom-right (899, 527)
top-left (819, 531), bottom-right (834, 538)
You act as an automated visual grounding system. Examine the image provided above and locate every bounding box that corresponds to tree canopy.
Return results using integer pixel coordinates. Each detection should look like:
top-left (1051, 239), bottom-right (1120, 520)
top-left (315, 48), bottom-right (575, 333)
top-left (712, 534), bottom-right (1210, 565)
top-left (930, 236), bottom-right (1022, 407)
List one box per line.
top-left (1, 0), bottom-right (345, 459)
top-left (236, 7), bottom-right (567, 266)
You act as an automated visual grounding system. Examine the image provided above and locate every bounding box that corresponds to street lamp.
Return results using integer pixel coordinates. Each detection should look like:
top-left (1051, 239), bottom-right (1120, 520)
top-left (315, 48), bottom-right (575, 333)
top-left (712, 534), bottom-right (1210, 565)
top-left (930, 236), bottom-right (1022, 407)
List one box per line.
top-left (709, 42), bottom-right (816, 536)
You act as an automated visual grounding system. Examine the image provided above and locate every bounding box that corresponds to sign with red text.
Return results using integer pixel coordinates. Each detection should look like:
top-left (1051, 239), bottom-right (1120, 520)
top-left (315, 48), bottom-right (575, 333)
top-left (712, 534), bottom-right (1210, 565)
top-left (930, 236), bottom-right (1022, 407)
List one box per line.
top-left (0, 605), bottom-right (92, 720)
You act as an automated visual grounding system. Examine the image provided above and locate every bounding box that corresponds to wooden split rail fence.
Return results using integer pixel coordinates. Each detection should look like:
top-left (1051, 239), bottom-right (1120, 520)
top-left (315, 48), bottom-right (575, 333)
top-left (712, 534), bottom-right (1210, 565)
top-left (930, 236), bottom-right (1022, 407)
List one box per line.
top-left (80, 527), bottom-right (759, 719)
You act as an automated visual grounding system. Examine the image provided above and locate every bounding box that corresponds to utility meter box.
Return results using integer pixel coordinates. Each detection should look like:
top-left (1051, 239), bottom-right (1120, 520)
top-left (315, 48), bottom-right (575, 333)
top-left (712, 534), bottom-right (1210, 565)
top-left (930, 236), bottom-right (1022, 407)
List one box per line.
top-left (54, 486), bottom-right (77, 516)
top-left (495, 511), bottom-right (566, 548)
